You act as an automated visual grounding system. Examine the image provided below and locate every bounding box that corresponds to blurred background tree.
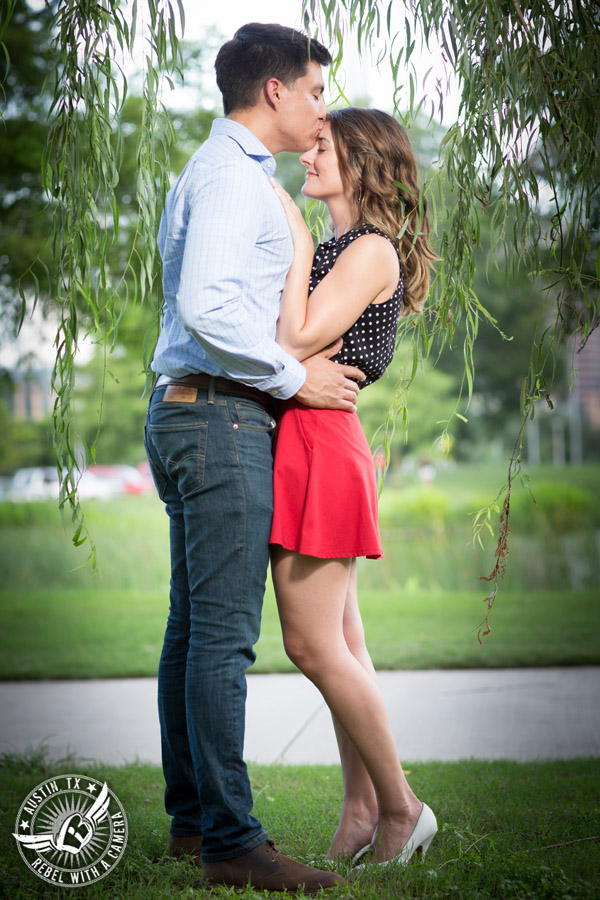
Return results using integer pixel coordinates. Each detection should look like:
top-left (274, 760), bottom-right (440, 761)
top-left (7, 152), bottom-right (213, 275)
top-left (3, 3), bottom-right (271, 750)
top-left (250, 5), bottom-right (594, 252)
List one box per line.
top-left (0, 0), bottom-right (56, 338)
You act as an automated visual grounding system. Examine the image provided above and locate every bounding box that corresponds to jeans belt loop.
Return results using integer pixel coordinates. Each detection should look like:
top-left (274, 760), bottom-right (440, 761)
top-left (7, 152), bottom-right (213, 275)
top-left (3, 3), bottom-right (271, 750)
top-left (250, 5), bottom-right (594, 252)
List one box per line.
top-left (208, 376), bottom-right (216, 405)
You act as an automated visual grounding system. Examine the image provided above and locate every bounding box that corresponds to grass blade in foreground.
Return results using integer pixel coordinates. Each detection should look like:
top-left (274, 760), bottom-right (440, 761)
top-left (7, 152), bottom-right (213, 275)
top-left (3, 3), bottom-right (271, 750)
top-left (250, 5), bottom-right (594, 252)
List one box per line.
top-left (1, 753), bottom-right (599, 899)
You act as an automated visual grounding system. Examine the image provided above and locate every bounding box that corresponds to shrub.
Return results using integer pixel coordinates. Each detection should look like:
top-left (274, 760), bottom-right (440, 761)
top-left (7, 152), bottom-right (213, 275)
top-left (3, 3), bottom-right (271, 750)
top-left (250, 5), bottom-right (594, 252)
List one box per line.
top-left (510, 483), bottom-right (597, 534)
top-left (0, 501), bottom-right (62, 528)
top-left (379, 486), bottom-right (451, 531)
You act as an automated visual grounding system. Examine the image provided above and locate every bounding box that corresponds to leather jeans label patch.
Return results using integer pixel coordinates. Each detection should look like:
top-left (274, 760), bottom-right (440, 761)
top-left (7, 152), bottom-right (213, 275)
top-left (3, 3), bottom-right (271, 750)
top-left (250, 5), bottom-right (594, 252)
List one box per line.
top-left (162, 385), bottom-right (198, 403)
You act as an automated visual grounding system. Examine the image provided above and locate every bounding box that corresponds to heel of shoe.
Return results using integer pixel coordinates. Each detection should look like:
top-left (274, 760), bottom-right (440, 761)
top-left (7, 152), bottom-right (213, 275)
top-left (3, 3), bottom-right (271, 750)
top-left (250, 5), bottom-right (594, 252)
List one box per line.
top-left (417, 803), bottom-right (438, 859)
top-left (418, 830), bottom-right (436, 859)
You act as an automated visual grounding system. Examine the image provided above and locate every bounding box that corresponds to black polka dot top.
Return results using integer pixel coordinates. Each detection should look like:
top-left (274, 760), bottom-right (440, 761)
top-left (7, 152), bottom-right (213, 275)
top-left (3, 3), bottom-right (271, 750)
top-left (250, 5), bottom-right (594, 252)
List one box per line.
top-left (308, 223), bottom-right (404, 388)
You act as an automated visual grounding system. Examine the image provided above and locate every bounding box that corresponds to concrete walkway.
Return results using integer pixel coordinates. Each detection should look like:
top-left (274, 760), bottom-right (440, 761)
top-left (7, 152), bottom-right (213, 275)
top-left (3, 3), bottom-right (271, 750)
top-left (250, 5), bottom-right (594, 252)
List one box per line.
top-left (1, 668), bottom-right (599, 766)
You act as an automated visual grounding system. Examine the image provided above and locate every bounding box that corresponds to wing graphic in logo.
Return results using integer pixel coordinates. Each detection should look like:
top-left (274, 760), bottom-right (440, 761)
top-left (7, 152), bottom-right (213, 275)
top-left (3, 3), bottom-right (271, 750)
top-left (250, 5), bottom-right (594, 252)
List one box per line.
top-left (12, 832), bottom-right (56, 852)
top-left (14, 782), bottom-right (112, 856)
top-left (85, 782), bottom-right (110, 826)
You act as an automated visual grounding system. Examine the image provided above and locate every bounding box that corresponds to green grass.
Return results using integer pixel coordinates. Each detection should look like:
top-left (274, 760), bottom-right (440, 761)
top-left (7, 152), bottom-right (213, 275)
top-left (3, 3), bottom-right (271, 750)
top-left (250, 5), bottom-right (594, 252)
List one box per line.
top-left (1, 462), bottom-right (599, 595)
top-left (0, 586), bottom-right (598, 679)
top-left (1, 462), bottom-right (598, 679)
top-left (430, 460), bottom-right (600, 504)
top-left (0, 494), bottom-right (172, 592)
top-left (1, 751), bottom-right (599, 899)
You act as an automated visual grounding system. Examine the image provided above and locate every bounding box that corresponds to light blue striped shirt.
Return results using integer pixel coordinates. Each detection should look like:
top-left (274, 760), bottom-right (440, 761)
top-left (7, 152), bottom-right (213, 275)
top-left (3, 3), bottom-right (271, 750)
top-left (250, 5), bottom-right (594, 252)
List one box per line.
top-left (151, 118), bottom-right (306, 398)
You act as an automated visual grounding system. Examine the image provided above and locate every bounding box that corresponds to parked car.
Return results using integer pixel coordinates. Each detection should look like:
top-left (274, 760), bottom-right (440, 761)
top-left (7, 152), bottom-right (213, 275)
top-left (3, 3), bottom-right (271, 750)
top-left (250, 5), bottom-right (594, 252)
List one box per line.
top-left (87, 464), bottom-right (153, 496)
top-left (134, 460), bottom-right (156, 494)
top-left (10, 467), bottom-right (59, 501)
top-left (9, 466), bottom-right (115, 501)
top-left (75, 469), bottom-right (116, 500)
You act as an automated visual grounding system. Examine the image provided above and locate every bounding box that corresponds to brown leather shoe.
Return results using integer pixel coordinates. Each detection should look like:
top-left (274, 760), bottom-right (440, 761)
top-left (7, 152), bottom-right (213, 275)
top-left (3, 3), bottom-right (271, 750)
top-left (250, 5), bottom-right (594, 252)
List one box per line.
top-left (202, 838), bottom-right (345, 893)
top-left (166, 834), bottom-right (203, 862)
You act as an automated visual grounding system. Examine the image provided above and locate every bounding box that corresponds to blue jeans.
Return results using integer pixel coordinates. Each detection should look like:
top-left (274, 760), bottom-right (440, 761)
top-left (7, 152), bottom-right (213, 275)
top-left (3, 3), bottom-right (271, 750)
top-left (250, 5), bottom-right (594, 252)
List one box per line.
top-left (144, 382), bottom-right (276, 861)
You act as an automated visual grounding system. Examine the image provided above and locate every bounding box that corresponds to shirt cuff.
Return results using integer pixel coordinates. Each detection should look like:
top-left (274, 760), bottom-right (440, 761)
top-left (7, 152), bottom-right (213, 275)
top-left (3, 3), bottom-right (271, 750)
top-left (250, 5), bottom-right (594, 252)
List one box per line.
top-left (263, 355), bottom-right (306, 400)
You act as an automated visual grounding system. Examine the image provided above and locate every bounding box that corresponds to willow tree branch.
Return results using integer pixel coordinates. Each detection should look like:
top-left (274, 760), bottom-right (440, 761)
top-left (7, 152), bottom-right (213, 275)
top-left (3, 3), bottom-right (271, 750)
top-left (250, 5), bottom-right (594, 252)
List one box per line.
top-left (510, 0), bottom-right (570, 143)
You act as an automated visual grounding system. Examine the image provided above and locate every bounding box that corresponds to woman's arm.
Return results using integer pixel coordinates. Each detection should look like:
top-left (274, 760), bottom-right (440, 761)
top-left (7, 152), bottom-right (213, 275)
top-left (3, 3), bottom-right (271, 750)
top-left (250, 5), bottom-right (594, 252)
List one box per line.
top-left (269, 179), bottom-right (315, 355)
top-left (271, 180), bottom-right (400, 361)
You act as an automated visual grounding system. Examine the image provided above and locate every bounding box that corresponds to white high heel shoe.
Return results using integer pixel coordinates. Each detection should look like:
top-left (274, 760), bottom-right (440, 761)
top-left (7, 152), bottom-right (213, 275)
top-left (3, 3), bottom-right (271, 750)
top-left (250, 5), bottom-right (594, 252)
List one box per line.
top-left (351, 833), bottom-right (376, 866)
top-left (355, 803), bottom-right (438, 868)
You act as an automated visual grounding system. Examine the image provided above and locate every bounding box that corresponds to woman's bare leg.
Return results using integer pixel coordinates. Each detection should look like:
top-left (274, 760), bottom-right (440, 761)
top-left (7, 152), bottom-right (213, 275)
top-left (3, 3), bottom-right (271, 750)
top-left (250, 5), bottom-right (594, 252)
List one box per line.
top-left (271, 548), bottom-right (421, 861)
top-left (327, 560), bottom-right (378, 857)
top-left (328, 712), bottom-right (377, 858)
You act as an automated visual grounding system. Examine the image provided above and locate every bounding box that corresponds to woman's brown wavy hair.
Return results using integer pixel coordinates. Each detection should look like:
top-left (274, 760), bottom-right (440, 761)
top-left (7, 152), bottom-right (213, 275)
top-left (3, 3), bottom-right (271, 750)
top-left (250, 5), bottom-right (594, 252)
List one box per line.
top-left (327, 107), bottom-right (436, 314)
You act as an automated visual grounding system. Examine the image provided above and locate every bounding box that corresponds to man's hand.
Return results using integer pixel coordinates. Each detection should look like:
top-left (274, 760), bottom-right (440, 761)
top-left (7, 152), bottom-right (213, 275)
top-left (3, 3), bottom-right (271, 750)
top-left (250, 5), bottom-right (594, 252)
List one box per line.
top-left (295, 339), bottom-right (366, 411)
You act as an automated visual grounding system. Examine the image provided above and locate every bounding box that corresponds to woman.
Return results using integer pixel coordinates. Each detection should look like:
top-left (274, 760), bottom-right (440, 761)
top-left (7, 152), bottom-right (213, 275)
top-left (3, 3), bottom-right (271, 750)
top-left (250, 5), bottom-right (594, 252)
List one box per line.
top-left (269, 108), bottom-right (438, 867)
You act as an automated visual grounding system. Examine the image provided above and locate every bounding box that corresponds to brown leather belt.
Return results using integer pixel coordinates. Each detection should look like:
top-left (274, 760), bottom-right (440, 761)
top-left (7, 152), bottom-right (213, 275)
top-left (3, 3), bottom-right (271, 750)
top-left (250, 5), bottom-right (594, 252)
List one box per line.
top-left (159, 373), bottom-right (278, 415)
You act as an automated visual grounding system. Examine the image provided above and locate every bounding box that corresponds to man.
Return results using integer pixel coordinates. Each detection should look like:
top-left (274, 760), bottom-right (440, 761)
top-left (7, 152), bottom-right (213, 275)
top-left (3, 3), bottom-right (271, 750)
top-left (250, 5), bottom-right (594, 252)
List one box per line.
top-left (145, 22), bottom-right (364, 892)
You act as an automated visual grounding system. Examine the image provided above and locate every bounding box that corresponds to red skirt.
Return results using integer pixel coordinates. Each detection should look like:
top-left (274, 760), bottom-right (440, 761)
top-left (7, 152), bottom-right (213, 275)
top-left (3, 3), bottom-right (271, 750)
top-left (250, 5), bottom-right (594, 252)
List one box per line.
top-left (270, 400), bottom-right (383, 559)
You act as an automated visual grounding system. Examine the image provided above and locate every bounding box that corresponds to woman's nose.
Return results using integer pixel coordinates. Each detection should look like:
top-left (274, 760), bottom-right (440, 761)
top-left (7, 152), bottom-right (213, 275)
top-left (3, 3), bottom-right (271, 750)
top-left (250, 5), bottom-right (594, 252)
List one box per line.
top-left (300, 145), bottom-right (317, 167)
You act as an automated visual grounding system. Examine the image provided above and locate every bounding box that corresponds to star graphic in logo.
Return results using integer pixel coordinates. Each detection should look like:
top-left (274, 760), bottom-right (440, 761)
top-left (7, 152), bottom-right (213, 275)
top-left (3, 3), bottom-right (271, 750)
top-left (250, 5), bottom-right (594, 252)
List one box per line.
top-left (86, 783), bottom-right (98, 794)
top-left (20, 820), bottom-right (30, 831)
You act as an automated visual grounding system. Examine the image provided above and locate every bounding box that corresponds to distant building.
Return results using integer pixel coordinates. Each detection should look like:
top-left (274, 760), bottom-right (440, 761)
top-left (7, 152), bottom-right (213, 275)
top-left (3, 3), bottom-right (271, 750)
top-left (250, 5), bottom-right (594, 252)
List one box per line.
top-left (527, 327), bottom-right (600, 465)
top-left (5, 368), bottom-right (52, 422)
top-left (574, 326), bottom-right (600, 429)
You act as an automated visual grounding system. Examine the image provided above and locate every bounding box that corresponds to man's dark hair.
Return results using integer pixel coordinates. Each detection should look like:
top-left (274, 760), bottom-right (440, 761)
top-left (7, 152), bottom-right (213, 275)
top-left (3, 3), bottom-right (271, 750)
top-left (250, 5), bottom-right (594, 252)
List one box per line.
top-left (215, 23), bottom-right (331, 115)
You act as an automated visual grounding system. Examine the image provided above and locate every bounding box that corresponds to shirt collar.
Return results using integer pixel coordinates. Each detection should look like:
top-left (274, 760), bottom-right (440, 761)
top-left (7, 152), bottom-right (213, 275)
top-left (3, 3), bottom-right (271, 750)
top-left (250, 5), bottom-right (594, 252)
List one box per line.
top-left (210, 118), bottom-right (276, 177)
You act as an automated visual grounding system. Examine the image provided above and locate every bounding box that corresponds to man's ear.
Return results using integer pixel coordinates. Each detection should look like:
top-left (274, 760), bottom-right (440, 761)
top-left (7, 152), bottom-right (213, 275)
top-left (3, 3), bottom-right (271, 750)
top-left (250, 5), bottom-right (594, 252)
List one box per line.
top-left (265, 77), bottom-right (285, 109)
